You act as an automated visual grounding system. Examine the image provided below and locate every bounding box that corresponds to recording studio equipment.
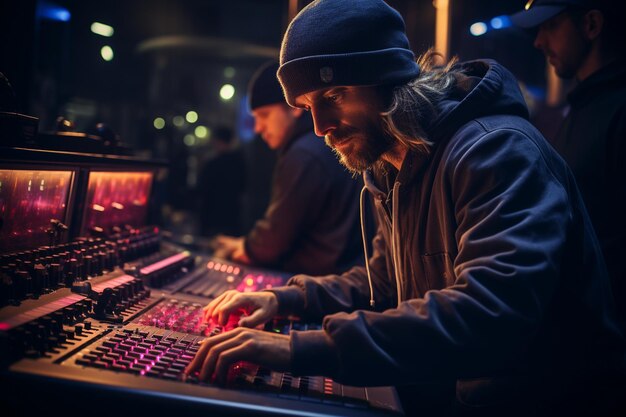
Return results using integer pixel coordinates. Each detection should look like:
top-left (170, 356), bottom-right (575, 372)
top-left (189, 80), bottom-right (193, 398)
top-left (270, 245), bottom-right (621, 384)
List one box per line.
top-left (0, 144), bottom-right (404, 416)
top-left (81, 171), bottom-right (153, 237)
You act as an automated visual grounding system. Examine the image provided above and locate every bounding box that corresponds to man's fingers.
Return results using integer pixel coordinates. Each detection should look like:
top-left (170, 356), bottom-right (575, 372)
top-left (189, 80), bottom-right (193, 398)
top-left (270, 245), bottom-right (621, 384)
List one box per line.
top-left (199, 334), bottom-right (249, 382)
top-left (217, 297), bottom-right (248, 326)
top-left (213, 341), bottom-right (253, 385)
top-left (186, 329), bottom-right (291, 386)
top-left (238, 308), bottom-right (269, 328)
top-left (185, 328), bottom-right (240, 375)
top-left (186, 337), bottom-right (213, 375)
top-left (204, 291), bottom-right (237, 322)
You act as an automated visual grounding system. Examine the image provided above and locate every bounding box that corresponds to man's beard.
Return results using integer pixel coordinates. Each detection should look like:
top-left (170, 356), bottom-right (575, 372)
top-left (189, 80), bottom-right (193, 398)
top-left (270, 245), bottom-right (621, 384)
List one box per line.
top-left (324, 122), bottom-right (394, 174)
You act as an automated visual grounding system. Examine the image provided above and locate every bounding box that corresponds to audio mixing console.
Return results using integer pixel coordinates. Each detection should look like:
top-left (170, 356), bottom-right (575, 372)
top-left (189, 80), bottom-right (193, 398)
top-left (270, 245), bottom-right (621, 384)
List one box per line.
top-left (0, 138), bottom-right (402, 417)
top-left (0, 229), bottom-right (403, 417)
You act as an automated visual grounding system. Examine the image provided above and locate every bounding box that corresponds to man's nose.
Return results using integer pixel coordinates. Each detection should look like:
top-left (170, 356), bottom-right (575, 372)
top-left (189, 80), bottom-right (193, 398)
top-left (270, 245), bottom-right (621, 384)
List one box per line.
top-left (253, 120), bottom-right (262, 134)
top-left (533, 29), bottom-right (545, 50)
top-left (310, 108), bottom-right (336, 137)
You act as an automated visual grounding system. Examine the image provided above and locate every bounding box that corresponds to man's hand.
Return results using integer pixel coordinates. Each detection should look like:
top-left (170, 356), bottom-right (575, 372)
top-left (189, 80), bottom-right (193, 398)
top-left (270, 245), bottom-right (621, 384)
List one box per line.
top-left (210, 235), bottom-right (251, 264)
top-left (184, 327), bottom-right (291, 384)
top-left (204, 290), bottom-right (278, 328)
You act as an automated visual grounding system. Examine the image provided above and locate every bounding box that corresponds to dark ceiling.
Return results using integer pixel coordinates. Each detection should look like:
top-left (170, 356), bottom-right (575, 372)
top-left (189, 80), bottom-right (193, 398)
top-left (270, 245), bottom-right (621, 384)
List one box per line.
top-left (1, 0), bottom-right (543, 148)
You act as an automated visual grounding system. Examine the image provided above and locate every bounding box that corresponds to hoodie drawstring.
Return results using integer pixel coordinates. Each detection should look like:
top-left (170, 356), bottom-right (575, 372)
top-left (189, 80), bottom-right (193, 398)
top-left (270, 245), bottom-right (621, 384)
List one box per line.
top-left (360, 182), bottom-right (403, 309)
top-left (391, 181), bottom-right (403, 306)
top-left (360, 186), bottom-right (375, 308)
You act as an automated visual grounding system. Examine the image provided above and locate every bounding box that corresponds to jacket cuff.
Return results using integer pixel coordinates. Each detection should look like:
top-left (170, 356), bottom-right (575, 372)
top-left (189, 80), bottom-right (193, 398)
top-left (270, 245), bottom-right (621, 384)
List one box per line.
top-left (265, 286), bottom-right (305, 316)
top-left (290, 330), bottom-right (340, 377)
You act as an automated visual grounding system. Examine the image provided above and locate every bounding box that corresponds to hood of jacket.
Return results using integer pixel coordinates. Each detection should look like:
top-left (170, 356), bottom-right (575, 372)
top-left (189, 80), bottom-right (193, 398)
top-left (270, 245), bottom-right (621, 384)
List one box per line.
top-left (364, 59), bottom-right (530, 192)
top-left (428, 59), bottom-right (529, 141)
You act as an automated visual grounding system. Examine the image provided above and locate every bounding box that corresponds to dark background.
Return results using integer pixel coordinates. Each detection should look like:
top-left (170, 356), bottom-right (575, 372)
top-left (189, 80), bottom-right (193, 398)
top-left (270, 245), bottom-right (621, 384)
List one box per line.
top-left (0, 0), bottom-right (549, 237)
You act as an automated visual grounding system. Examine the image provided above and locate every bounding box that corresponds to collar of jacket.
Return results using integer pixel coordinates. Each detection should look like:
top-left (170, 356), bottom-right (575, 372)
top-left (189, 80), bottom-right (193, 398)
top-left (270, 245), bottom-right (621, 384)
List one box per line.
top-left (363, 149), bottom-right (431, 198)
top-left (567, 58), bottom-right (626, 107)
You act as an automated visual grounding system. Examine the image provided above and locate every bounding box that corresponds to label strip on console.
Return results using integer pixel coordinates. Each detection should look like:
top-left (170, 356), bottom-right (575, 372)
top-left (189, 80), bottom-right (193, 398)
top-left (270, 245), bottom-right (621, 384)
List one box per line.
top-left (0, 294), bottom-right (85, 331)
top-left (139, 251), bottom-right (190, 275)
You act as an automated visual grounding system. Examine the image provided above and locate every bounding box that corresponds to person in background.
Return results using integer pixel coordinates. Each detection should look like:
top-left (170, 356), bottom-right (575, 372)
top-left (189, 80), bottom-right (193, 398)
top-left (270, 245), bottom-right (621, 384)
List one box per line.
top-left (211, 61), bottom-right (366, 276)
top-left (196, 125), bottom-right (246, 237)
top-left (187, 1), bottom-right (625, 416)
top-left (512, 0), bottom-right (626, 331)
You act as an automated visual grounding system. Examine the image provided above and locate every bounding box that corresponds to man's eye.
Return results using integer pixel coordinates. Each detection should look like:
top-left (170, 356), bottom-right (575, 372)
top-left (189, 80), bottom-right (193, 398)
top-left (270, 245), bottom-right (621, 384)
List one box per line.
top-left (327, 94), bottom-right (339, 102)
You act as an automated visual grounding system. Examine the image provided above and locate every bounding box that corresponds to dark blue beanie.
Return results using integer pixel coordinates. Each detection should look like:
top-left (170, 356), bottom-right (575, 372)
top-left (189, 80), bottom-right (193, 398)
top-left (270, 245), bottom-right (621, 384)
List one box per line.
top-left (277, 0), bottom-right (421, 107)
top-left (248, 61), bottom-right (285, 111)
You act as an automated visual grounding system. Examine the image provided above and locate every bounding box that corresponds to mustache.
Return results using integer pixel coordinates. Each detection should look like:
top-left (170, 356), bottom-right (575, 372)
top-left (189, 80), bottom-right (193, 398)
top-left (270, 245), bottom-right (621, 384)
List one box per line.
top-left (325, 127), bottom-right (359, 147)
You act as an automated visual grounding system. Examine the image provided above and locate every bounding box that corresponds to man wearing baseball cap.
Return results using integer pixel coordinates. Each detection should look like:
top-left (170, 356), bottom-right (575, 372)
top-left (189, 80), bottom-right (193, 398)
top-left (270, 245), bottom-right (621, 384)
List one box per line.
top-left (512, 0), bottom-right (626, 333)
top-left (189, 1), bottom-right (625, 415)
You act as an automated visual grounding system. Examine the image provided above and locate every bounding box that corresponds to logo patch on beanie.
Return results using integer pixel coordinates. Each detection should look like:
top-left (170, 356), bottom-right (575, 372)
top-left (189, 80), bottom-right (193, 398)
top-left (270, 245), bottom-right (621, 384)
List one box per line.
top-left (320, 66), bottom-right (333, 83)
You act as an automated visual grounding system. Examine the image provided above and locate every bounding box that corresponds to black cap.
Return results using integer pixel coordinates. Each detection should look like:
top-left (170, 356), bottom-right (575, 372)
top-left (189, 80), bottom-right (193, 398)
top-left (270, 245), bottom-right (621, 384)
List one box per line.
top-left (511, 0), bottom-right (593, 28)
top-left (247, 61), bottom-right (285, 112)
top-left (277, 0), bottom-right (420, 107)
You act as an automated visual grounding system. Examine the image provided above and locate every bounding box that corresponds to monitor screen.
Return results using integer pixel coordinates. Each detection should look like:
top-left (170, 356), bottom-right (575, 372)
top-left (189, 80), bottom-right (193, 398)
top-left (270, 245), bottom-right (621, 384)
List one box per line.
top-left (81, 171), bottom-right (153, 236)
top-left (0, 169), bottom-right (74, 253)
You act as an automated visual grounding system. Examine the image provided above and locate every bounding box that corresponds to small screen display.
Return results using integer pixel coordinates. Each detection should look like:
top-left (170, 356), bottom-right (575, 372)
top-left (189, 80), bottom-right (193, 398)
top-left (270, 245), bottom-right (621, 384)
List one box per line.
top-left (82, 171), bottom-right (153, 236)
top-left (0, 169), bottom-right (73, 252)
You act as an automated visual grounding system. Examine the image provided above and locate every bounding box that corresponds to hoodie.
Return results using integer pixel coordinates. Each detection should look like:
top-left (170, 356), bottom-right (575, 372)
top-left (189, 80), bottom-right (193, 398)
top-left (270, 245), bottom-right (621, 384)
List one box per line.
top-left (550, 59), bottom-right (626, 331)
top-left (244, 114), bottom-right (365, 275)
top-left (268, 60), bottom-right (624, 409)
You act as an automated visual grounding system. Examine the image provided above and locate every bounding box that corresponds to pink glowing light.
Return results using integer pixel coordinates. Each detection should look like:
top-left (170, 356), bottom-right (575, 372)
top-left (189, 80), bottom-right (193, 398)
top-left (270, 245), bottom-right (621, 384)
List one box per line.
top-left (81, 171), bottom-right (153, 235)
top-left (139, 252), bottom-right (190, 275)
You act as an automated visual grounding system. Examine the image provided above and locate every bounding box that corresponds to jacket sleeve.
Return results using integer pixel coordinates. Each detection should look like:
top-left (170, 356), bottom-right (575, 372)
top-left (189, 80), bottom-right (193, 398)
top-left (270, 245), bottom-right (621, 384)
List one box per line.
top-left (287, 127), bottom-right (573, 386)
top-left (244, 147), bottom-right (330, 266)
top-left (268, 220), bottom-right (397, 320)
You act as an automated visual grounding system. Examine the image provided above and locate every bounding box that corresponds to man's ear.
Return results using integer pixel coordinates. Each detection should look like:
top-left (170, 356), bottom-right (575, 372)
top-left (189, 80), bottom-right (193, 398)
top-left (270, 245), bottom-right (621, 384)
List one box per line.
top-left (583, 9), bottom-right (604, 41)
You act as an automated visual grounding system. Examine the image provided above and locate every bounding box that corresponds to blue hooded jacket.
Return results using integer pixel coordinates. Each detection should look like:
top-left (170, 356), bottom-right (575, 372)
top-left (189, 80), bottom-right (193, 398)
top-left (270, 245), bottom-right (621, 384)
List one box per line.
top-left (269, 60), bottom-right (624, 406)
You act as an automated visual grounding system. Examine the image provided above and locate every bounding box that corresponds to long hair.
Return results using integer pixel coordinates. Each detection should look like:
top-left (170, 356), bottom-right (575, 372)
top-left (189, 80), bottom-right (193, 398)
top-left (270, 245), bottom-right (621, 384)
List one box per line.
top-left (380, 49), bottom-right (459, 156)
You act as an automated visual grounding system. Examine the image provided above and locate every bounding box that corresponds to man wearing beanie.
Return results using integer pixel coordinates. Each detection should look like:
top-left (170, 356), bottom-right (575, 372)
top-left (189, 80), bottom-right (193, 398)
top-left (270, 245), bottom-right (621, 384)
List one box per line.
top-left (211, 61), bottom-right (366, 276)
top-left (511, 0), bottom-right (626, 333)
top-left (189, 1), bottom-right (625, 415)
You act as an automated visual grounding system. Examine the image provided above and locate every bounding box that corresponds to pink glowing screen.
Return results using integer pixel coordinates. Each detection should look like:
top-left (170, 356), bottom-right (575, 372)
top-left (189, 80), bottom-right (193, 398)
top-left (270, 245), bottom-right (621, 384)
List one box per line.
top-left (81, 171), bottom-right (153, 235)
top-left (0, 169), bottom-right (73, 252)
